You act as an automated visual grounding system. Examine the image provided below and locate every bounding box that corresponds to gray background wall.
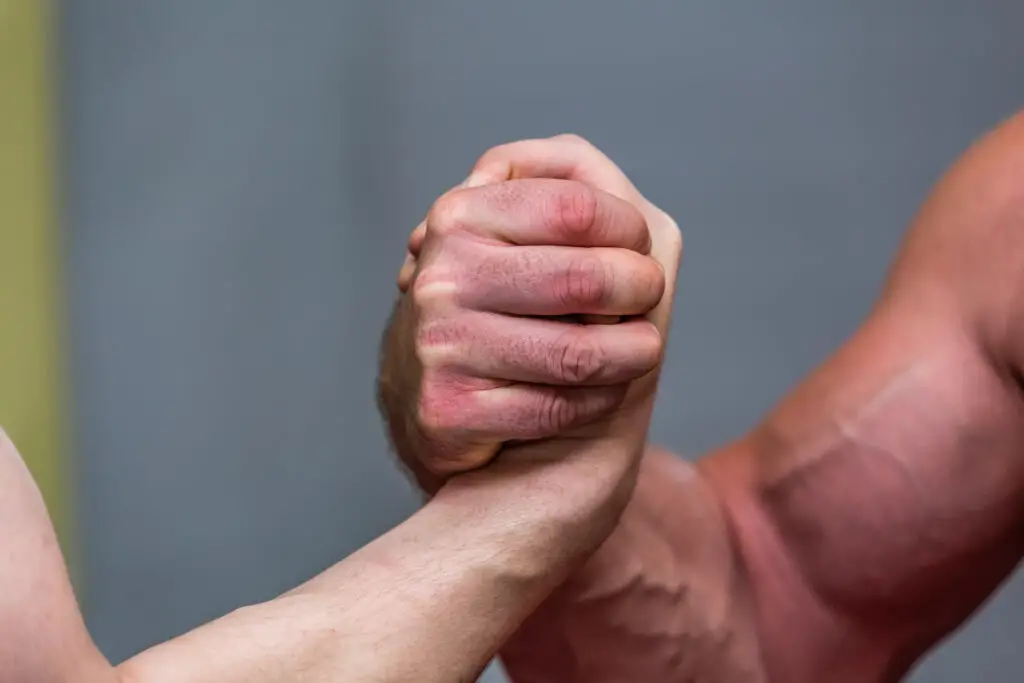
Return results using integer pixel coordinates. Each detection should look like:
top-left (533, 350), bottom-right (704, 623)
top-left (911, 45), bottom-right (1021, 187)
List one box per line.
top-left (59, 2), bottom-right (1024, 681)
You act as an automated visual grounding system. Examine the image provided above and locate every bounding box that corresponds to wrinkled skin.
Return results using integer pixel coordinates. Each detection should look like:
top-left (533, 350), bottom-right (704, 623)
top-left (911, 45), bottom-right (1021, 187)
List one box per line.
top-left (381, 134), bottom-right (682, 499)
top-left (0, 137), bottom-right (676, 683)
top-left (378, 116), bottom-right (1024, 682)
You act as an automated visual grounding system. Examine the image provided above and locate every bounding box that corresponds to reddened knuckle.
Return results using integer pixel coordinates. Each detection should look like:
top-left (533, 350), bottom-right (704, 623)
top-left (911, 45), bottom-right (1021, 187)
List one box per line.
top-left (414, 320), bottom-right (459, 368)
top-left (552, 331), bottom-right (603, 383)
top-left (416, 381), bottom-right (455, 436)
top-left (556, 254), bottom-right (609, 308)
top-left (555, 183), bottom-right (599, 237)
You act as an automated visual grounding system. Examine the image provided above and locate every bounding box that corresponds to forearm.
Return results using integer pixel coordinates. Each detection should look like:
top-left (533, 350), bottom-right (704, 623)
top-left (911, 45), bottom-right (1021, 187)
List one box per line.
top-left (118, 446), bottom-right (628, 683)
top-left (117, 510), bottom-right (521, 683)
top-left (499, 448), bottom-right (766, 683)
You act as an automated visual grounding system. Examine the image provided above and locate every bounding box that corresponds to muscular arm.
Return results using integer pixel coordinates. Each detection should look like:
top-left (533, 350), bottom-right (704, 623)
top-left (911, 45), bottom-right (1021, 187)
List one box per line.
top-left (502, 113), bottom-right (1024, 682)
top-left (0, 425), bottom-right (611, 683)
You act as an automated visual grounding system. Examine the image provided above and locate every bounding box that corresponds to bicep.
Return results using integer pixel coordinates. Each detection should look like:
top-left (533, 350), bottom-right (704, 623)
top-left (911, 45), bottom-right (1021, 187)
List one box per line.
top-left (707, 296), bottom-right (1024, 676)
top-left (700, 111), bottom-right (1024, 677)
top-left (0, 429), bottom-right (113, 683)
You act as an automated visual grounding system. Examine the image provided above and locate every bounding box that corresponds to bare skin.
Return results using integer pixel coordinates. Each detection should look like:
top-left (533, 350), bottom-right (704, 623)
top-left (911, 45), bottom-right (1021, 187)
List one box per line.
top-left (0, 141), bottom-right (679, 679)
top-left (379, 116), bottom-right (1024, 682)
top-left (0, 418), bottom-right (670, 683)
top-left (7, 116), bottom-right (1024, 682)
top-left (0, 142), bottom-right (678, 679)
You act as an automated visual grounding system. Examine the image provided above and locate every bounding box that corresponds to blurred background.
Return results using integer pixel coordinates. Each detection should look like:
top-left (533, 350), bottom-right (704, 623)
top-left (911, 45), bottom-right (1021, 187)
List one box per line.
top-left (2, 1), bottom-right (1023, 681)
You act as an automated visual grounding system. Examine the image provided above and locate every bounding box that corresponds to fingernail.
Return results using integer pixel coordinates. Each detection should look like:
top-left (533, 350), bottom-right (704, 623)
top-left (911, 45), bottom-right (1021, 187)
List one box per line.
top-left (462, 171), bottom-right (489, 188)
top-left (463, 163), bottom-right (511, 188)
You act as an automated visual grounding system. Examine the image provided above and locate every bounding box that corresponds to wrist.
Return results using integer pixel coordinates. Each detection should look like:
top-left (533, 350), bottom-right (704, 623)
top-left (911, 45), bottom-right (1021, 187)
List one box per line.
top-left (434, 436), bottom-right (644, 588)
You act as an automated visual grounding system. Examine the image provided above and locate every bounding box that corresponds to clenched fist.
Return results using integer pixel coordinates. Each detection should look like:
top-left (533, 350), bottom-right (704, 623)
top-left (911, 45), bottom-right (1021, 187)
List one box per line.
top-left (379, 134), bottom-right (682, 495)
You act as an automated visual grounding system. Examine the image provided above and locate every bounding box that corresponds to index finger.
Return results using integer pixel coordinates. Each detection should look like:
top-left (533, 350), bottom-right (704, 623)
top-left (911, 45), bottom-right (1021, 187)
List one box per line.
top-left (434, 178), bottom-right (651, 254)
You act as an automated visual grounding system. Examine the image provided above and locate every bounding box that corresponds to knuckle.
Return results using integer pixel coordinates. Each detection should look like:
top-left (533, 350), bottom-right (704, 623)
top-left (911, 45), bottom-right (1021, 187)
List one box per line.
top-left (414, 318), bottom-right (462, 368)
top-left (554, 182), bottom-right (600, 237)
top-left (410, 274), bottom-right (457, 311)
top-left (538, 392), bottom-right (577, 434)
top-left (551, 330), bottom-right (603, 383)
top-left (474, 142), bottom-right (514, 170)
top-left (426, 190), bottom-right (469, 235)
top-left (555, 254), bottom-right (610, 309)
top-left (416, 378), bottom-right (456, 437)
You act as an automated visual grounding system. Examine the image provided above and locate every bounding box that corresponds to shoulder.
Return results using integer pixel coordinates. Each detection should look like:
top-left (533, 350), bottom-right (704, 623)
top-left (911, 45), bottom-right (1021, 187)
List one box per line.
top-left (874, 109), bottom-right (1024, 374)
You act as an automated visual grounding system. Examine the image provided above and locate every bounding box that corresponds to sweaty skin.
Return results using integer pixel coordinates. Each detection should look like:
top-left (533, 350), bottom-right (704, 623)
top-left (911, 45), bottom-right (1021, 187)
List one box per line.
top-left (380, 116), bottom-right (1024, 682)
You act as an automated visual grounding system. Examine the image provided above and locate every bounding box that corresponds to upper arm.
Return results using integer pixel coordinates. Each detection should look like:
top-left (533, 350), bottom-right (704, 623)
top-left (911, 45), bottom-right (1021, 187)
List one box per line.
top-left (716, 305), bottom-right (1024, 668)
top-left (705, 111), bottom-right (1024, 680)
top-left (0, 429), bottom-right (114, 683)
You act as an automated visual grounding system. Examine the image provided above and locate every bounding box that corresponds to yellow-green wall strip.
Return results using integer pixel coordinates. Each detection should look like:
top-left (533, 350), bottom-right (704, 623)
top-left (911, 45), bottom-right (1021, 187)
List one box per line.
top-left (0, 0), bottom-right (71, 547)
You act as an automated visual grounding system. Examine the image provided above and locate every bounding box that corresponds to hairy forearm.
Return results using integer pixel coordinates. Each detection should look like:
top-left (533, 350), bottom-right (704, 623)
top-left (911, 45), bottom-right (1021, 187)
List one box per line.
top-left (117, 514), bottom-right (530, 683)
top-left (499, 448), bottom-right (767, 682)
top-left (118, 444), bottom-right (634, 683)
